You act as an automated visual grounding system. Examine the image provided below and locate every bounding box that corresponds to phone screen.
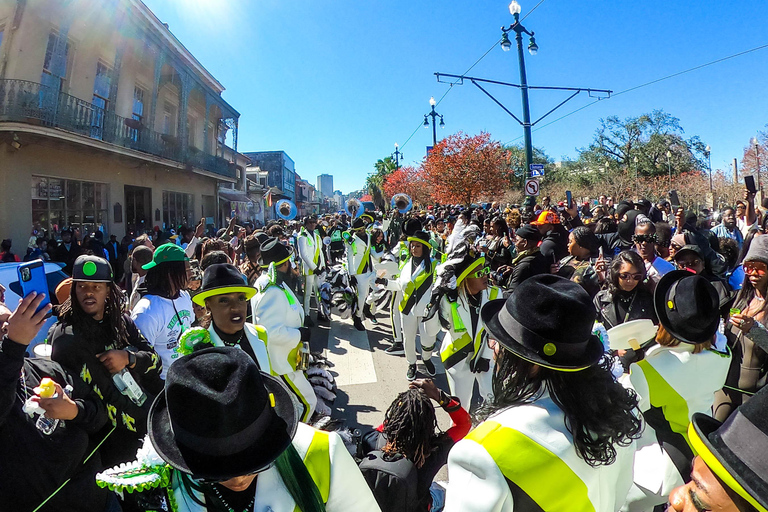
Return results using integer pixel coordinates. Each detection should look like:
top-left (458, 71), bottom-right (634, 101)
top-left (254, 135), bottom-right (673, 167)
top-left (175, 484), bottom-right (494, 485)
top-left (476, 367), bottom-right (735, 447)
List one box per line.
top-left (565, 190), bottom-right (573, 209)
top-left (745, 176), bottom-right (757, 194)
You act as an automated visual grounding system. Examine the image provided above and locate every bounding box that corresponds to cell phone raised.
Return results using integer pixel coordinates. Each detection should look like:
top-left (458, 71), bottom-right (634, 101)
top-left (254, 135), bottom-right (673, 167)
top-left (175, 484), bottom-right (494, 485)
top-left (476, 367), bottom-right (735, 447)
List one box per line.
top-left (668, 190), bottom-right (681, 211)
top-left (17, 260), bottom-right (51, 315)
top-left (745, 175), bottom-right (757, 194)
top-left (565, 190), bottom-right (573, 209)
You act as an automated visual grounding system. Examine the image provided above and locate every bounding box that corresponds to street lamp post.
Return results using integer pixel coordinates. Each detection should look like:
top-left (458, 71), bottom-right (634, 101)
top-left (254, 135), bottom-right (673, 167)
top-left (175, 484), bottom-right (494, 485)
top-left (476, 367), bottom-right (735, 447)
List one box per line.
top-left (666, 150), bottom-right (672, 189)
top-left (393, 143), bottom-right (402, 171)
top-left (501, 0), bottom-right (538, 178)
top-left (423, 96), bottom-right (445, 148)
top-left (753, 137), bottom-right (761, 192)
top-left (704, 145), bottom-right (712, 193)
top-left (633, 156), bottom-right (639, 198)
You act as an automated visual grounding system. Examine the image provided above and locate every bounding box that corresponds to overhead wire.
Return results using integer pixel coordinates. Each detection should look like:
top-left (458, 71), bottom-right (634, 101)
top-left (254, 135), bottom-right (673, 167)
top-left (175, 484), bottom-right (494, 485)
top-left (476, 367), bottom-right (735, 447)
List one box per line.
top-left (503, 41), bottom-right (768, 144)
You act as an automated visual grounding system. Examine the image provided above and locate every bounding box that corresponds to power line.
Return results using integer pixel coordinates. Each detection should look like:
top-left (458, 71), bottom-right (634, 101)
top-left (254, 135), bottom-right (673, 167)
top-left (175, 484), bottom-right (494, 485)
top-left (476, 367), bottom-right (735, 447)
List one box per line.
top-left (521, 0), bottom-right (547, 21)
top-left (504, 42), bottom-right (768, 144)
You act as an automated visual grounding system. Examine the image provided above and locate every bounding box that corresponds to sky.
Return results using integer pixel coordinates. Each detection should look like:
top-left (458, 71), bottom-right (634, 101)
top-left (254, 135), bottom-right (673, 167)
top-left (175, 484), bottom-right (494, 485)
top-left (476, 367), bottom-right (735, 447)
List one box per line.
top-left (141, 0), bottom-right (768, 194)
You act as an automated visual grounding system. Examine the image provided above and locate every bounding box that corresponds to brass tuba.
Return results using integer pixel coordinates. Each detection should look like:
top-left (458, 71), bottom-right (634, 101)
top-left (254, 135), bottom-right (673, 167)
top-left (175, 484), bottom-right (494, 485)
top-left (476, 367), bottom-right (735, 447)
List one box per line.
top-left (391, 193), bottom-right (412, 214)
top-left (344, 198), bottom-right (364, 219)
top-left (275, 199), bottom-right (297, 220)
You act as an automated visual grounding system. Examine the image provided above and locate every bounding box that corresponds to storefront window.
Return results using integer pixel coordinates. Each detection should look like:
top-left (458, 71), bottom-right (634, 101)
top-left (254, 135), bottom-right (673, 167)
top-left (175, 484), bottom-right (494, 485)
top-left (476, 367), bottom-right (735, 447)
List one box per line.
top-left (32, 176), bottom-right (108, 239)
top-left (162, 190), bottom-right (193, 229)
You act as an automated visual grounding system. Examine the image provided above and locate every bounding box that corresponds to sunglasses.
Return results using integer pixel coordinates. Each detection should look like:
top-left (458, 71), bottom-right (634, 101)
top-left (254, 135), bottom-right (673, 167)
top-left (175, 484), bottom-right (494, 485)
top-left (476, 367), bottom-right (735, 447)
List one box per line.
top-left (744, 262), bottom-right (768, 276)
top-left (618, 272), bottom-right (644, 282)
top-left (472, 266), bottom-right (492, 278)
top-left (632, 234), bottom-right (657, 244)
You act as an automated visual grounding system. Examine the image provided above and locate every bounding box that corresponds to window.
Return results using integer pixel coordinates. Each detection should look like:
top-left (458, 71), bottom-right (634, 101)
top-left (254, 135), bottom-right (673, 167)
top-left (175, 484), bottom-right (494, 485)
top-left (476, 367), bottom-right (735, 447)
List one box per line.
top-left (41, 31), bottom-right (71, 92)
top-left (90, 62), bottom-right (111, 139)
top-left (163, 102), bottom-right (177, 136)
top-left (162, 191), bottom-right (193, 229)
top-left (187, 114), bottom-right (198, 149)
top-left (31, 177), bottom-right (108, 239)
top-left (130, 85), bottom-right (145, 141)
top-left (0, 27), bottom-right (5, 51)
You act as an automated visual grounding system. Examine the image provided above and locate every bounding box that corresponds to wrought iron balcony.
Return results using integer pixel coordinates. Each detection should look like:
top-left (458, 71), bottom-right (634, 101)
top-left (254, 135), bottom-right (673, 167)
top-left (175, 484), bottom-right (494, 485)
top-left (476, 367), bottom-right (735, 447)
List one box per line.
top-left (0, 79), bottom-right (235, 180)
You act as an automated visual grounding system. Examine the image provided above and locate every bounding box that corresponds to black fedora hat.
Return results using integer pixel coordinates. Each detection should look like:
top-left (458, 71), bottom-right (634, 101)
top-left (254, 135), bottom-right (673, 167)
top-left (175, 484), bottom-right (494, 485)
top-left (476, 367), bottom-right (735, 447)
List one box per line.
top-left (689, 385), bottom-right (768, 512)
top-left (403, 218), bottom-right (423, 237)
top-left (259, 237), bottom-right (293, 268)
top-left (654, 270), bottom-right (719, 344)
top-left (406, 230), bottom-right (432, 248)
top-left (148, 347), bottom-right (298, 480)
top-left (192, 263), bottom-right (257, 306)
top-left (351, 217), bottom-right (366, 230)
top-left (481, 274), bottom-right (603, 371)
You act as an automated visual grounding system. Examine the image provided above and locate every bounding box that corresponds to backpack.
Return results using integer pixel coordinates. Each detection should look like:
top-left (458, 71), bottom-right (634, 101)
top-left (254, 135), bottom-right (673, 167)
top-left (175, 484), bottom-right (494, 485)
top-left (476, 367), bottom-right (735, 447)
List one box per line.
top-left (359, 450), bottom-right (420, 512)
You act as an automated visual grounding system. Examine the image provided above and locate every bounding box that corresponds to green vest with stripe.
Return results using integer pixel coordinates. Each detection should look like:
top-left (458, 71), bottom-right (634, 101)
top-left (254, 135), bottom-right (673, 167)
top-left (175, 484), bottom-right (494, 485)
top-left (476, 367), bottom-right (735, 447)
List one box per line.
top-left (440, 286), bottom-right (500, 368)
top-left (294, 429), bottom-right (332, 512)
top-left (300, 228), bottom-right (322, 266)
top-left (399, 259), bottom-right (438, 315)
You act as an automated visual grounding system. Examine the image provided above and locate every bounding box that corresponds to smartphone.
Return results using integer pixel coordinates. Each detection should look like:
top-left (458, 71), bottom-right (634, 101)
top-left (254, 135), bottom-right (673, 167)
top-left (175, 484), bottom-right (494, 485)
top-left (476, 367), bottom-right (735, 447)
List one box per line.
top-left (565, 190), bottom-right (573, 209)
top-left (746, 175), bottom-right (757, 194)
top-left (668, 190), bottom-right (680, 211)
top-left (17, 260), bottom-right (51, 315)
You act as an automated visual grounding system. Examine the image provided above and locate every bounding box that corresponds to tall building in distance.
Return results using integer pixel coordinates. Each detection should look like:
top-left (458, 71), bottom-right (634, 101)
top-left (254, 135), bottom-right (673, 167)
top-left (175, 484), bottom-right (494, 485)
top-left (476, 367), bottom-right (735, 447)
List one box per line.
top-left (317, 173), bottom-right (334, 198)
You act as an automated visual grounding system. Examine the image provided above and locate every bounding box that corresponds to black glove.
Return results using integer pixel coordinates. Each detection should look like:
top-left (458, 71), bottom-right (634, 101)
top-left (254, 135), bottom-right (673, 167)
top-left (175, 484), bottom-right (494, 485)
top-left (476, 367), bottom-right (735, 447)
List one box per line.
top-left (470, 357), bottom-right (491, 374)
top-left (299, 327), bottom-right (311, 341)
top-left (375, 277), bottom-right (387, 286)
top-left (446, 287), bottom-right (458, 302)
top-left (349, 275), bottom-right (357, 287)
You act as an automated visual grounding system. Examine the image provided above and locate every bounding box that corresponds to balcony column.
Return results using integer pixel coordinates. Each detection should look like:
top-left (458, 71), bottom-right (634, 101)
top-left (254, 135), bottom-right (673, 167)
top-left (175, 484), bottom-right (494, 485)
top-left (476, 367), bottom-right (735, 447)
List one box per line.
top-left (203, 94), bottom-right (212, 155)
top-left (104, 44), bottom-right (124, 143)
top-left (178, 72), bottom-right (191, 159)
top-left (148, 49), bottom-right (164, 132)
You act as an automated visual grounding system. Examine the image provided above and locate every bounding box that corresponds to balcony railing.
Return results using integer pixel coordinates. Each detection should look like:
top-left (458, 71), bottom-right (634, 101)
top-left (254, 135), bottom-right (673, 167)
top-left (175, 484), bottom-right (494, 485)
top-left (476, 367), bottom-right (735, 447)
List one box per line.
top-left (0, 79), bottom-right (235, 180)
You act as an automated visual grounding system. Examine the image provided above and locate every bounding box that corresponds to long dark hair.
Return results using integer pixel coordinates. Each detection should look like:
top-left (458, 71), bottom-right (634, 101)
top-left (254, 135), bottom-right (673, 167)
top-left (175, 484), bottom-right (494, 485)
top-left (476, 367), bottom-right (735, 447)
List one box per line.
top-left (733, 259), bottom-right (768, 322)
top-left (176, 443), bottom-right (325, 512)
top-left (382, 389), bottom-right (445, 468)
top-left (477, 348), bottom-right (642, 467)
top-left (144, 261), bottom-right (188, 299)
top-left (56, 282), bottom-right (130, 349)
top-left (607, 250), bottom-right (646, 297)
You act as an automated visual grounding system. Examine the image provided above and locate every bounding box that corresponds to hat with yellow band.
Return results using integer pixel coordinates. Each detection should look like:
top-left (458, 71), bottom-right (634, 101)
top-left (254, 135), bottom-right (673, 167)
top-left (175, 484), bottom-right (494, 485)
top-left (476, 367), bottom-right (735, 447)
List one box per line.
top-left (192, 263), bottom-right (257, 306)
top-left (688, 385), bottom-right (768, 512)
top-left (481, 274), bottom-right (603, 371)
top-left (407, 230), bottom-right (432, 249)
top-left (259, 237), bottom-right (293, 269)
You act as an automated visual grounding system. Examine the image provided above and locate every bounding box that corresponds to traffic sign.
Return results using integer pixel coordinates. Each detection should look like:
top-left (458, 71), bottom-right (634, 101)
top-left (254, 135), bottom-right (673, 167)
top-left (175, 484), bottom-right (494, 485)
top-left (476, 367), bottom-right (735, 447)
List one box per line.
top-left (524, 178), bottom-right (540, 196)
top-left (529, 163), bottom-right (545, 171)
top-left (530, 169), bottom-right (544, 177)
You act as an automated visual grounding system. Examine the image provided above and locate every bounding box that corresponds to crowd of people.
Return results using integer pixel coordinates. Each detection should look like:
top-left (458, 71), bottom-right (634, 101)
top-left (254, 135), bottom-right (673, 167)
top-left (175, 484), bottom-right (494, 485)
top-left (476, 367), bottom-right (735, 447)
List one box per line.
top-left (1, 189), bottom-right (767, 512)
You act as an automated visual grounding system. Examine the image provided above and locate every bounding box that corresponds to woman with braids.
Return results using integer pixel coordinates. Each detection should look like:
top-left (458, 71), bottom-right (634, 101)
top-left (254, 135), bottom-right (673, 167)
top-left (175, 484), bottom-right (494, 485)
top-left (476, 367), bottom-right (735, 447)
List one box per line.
top-left (444, 274), bottom-right (642, 512)
top-left (50, 255), bottom-right (163, 470)
top-left (131, 243), bottom-right (193, 378)
top-left (360, 379), bottom-right (471, 512)
top-left (96, 347), bottom-right (379, 511)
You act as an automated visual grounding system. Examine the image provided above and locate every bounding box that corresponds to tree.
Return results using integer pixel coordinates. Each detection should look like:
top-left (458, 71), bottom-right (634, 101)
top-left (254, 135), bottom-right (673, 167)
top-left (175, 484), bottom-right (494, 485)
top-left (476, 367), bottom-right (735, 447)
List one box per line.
top-left (381, 165), bottom-right (430, 206)
top-left (503, 143), bottom-right (552, 190)
top-left (366, 156), bottom-right (397, 210)
top-left (739, 130), bottom-right (768, 186)
top-left (420, 131), bottom-right (510, 205)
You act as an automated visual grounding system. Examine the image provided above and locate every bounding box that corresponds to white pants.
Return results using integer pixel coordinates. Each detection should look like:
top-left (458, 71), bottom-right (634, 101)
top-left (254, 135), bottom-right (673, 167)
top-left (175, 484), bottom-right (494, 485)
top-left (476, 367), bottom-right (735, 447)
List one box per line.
top-left (352, 272), bottom-right (375, 320)
top-left (390, 291), bottom-right (403, 343)
top-left (445, 355), bottom-right (495, 412)
top-left (401, 312), bottom-right (436, 365)
top-left (303, 273), bottom-right (319, 315)
top-left (281, 370), bottom-right (318, 423)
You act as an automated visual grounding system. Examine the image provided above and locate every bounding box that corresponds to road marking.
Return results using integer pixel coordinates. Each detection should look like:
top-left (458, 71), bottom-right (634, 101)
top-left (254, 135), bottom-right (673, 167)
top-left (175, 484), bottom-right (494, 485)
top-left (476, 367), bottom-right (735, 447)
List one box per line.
top-left (325, 315), bottom-right (377, 387)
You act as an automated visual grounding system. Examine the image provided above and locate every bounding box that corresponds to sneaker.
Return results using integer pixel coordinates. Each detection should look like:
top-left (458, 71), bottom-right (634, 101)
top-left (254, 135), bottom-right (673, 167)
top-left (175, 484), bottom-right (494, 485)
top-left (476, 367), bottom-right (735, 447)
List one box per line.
top-left (423, 359), bottom-right (436, 377)
top-left (353, 316), bottom-right (365, 331)
top-left (385, 342), bottom-right (405, 355)
top-left (406, 364), bottom-right (417, 381)
top-left (304, 315), bottom-right (315, 328)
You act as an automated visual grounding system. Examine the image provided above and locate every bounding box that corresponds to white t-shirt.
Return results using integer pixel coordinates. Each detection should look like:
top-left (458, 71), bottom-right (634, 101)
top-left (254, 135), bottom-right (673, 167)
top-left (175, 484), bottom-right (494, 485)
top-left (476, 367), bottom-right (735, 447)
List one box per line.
top-left (131, 290), bottom-right (193, 379)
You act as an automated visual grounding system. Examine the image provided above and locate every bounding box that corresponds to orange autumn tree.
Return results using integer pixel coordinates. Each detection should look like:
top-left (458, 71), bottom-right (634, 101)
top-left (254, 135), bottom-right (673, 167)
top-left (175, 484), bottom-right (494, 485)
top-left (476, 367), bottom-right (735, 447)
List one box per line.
top-left (421, 131), bottom-right (510, 205)
top-left (382, 165), bottom-right (431, 206)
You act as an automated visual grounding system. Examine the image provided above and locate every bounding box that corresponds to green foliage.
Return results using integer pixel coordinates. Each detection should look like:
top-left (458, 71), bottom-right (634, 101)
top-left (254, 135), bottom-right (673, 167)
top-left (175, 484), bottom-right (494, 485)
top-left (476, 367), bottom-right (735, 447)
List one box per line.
top-left (366, 156), bottom-right (397, 209)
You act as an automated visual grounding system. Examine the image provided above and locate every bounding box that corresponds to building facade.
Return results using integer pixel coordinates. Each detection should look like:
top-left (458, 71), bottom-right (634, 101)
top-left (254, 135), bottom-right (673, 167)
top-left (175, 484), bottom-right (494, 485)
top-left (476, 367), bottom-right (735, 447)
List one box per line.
top-left (243, 151), bottom-right (295, 202)
top-left (0, 0), bottom-right (245, 246)
top-left (316, 173), bottom-right (333, 199)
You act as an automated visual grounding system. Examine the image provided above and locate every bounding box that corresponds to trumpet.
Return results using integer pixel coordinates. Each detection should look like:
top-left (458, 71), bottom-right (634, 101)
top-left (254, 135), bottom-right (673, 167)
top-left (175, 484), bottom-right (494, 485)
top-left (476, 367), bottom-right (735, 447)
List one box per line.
top-left (391, 193), bottom-right (412, 214)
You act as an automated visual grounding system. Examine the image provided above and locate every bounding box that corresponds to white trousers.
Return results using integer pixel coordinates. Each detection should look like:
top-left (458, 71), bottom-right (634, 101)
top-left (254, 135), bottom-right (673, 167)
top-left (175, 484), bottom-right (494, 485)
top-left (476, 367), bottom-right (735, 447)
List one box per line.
top-left (352, 272), bottom-right (375, 320)
top-left (390, 291), bottom-right (403, 343)
top-left (281, 370), bottom-right (318, 423)
top-left (401, 312), bottom-right (435, 365)
top-left (303, 273), bottom-right (319, 315)
top-left (445, 355), bottom-right (494, 412)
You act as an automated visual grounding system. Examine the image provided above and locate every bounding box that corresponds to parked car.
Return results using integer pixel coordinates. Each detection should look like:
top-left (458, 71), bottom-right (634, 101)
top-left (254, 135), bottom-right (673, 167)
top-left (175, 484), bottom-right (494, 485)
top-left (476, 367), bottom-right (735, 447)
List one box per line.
top-left (0, 261), bottom-right (68, 356)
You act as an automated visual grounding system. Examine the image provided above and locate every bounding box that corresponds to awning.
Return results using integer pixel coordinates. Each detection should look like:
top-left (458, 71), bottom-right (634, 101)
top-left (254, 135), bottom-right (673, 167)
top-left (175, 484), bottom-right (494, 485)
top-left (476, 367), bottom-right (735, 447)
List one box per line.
top-left (218, 188), bottom-right (252, 203)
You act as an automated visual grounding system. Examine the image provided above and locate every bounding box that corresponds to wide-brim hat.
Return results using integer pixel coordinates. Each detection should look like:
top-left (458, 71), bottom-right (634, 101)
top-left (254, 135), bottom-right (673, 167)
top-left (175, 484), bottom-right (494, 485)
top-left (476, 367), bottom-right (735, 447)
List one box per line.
top-left (403, 218), bottom-right (423, 237)
top-left (481, 274), bottom-right (604, 371)
top-left (142, 243), bottom-right (188, 270)
top-left (654, 270), bottom-right (719, 344)
top-left (148, 347), bottom-right (298, 481)
top-left (193, 263), bottom-right (257, 306)
top-left (72, 255), bottom-right (113, 282)
top-left (407, 230), bottom-right (432, 248)
top-left (351, 217), bottom-right (366, 230)
top-left (259, 237), bottom-right (293, 268)
top-left (688, 386), bottom-right (768, 512)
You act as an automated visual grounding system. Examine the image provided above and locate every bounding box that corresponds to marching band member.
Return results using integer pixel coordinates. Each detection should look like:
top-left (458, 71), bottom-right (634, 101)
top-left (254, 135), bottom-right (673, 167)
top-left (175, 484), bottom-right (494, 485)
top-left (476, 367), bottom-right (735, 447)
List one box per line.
top-left (297, 215), bottom-right (327, 326)
top-left (251, 238), bottom-right (317, 422)
top-left (345, 217), bottom-right (376, 332)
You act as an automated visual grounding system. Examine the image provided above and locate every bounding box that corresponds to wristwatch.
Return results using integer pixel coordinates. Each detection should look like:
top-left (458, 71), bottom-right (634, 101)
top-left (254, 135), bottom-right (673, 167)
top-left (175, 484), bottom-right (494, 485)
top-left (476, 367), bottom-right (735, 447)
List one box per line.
top-left (126, 350), bottom-right (136, 369)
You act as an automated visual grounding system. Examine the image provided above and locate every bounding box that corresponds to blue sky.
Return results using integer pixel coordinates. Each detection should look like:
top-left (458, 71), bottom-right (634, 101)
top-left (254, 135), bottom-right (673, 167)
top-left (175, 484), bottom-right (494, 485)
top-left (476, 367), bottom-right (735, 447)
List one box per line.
top-left (142, 0), bottom-right (768, 194)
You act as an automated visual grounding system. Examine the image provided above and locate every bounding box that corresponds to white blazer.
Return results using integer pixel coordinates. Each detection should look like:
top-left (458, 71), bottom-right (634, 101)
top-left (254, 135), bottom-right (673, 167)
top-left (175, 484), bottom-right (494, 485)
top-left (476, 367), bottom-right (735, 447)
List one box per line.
top-left (297, 230), bottom-right (325, 275)
top-left (251, 275), bottom-right (305, 376)
top-left (207, 323), bottom-right (272, 375)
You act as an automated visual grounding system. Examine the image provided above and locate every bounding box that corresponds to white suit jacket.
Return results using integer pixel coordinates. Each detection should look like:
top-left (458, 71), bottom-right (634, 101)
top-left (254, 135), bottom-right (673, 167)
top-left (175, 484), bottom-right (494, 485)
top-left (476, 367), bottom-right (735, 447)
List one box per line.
top-left (297, 229), bottom-right (325, 275)
top-left (208, 323), bottom-right (272, 375)
top-left (251, 275), bottom-right (305, 376)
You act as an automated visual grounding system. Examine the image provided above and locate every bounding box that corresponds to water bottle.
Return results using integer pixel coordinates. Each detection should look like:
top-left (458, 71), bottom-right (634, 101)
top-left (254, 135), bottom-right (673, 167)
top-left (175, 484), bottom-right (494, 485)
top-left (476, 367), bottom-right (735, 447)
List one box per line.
top-left (296, 342), bottom-right (311, 371)
top-left (36, 384), bottom-right (73, 435)
top-left (113, 369), bottom-right (147, 406)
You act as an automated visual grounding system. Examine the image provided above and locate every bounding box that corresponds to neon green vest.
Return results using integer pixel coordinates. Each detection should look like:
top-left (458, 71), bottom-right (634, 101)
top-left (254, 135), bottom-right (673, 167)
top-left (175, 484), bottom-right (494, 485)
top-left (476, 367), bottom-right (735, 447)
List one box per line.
top-left (466, 420), bottom-right (596, 512)
top-left (293, 429), bottom-right (332, 512)
top-left (399, 259), bottom-right (437, 314)
top-left (440, 287), bottom-right (500, 368)
top-left (301, 228), bottom-right (321, 265)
